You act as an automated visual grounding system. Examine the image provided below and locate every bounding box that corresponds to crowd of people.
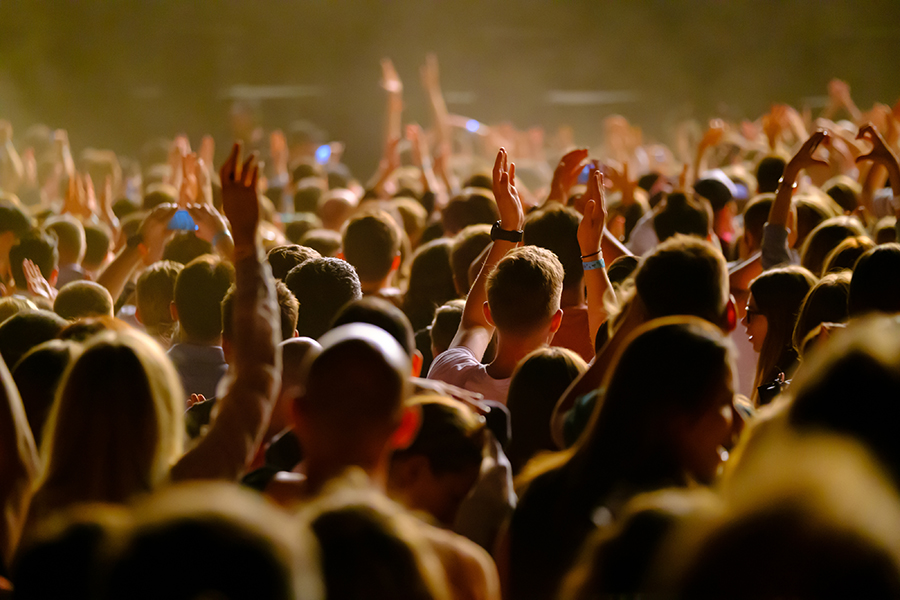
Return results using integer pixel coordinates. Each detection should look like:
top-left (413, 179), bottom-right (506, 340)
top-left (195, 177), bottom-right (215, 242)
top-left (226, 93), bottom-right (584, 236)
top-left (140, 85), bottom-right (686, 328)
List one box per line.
top-left (0, 55), bottom-right (900, 598)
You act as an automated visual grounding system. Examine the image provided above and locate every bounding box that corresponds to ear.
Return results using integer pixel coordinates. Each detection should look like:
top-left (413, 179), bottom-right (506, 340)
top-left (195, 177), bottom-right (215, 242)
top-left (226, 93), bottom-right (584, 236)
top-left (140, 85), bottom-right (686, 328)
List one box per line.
top-left (291, 395), bottom-right (310, 441)
top-left (390, 254), bottom-right (401, 272)
top-left (337, 251), bottom-right (345, 260)
top-left (48, 268), bottom-right (58, 288)
top-left (170, 301), bottom-right (179, 322)
top-left (222, 338), bottom-right (233, 364)
top-left (723, 294), bottom-right (738, 333)
top-left (134, 306), bottom-right (143, 325)
top-left (482, 301), bottom-right (495, 327)
top-left (292, 329), bottom-right (299, 338)
top-left (550, 308), bottom-right (564, 334)
top-left (411, 349), bottom-right (423, 377)
top-left (389, 404), bottom-right (421, 451)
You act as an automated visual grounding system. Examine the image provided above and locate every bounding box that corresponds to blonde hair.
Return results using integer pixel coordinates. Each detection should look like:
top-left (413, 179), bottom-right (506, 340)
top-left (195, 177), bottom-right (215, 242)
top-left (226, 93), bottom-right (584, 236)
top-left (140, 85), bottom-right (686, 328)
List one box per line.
top-left (33, 330), bottom-right (184, 518)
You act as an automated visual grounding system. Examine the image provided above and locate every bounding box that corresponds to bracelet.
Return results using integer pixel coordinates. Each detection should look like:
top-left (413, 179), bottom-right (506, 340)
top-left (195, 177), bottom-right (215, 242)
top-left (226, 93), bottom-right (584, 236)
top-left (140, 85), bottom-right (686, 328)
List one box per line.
top-left (581, 250), bottom-right (601, 259)
top-left (212, 229), bottom-right (233, 247)
top-left (777, 177), bottom-right (798, 190)
top-left (583, 258), bottom-right (606, 271)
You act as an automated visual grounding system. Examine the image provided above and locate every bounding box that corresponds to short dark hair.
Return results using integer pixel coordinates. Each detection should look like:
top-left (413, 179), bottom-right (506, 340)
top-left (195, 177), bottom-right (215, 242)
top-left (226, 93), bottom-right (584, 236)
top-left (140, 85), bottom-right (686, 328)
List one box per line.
top-left (524, 206), bottom-right (583, 289)
top-left (299, 228), bottom-right (341, 257)
top-left (53, 281), bottom-right (114, 321)
top-left (0, 202), bottom-right (32, 237)
top-left (141, 184), bottom-right (177, 211)
top-left (653, 193), bottom-right (710, 242)
top-left (342, 212), bottom-right (401, 283)
top-left (331, 297), bottom-right (415, 358)
top-left (0, 309), bottom-right (67, 369)
top-left (486, 246), bottom-right (564, 333)
top-left (285, 257), bottom-right (362, 339)
top-left (441, 190), bottom-right (499, 236)
top-left (756, 155), bottom-right (786, 194)
top-left (742, 194), bottom-right (775, 249)
top-left (10, 232), bottom-right (58, 289)
top-left (173, 256), bottom-right (235, 342)
top-left (800, 216), bottom-right (867, 276)
top-left (402, 238), bottom-right (457, 332)
top-left (44, 215), bottom-right (85, 265)
top-left (635, 235), bottom-right (729, 325)
top-left (284, 214), bottom-right (322, 244)
top-left (163, 232), bottom-right (214, 265)
top-left (266, 244), bottom-right (320, 281)
top-left (293, 184), bottom-right (323, 214)
top-left (136, 260), bottom-right (183, 332)
top-left (450, 224), bottom-right (492, 296)
top-left (82, 223), bottom-right (112, 269)
top-left (222, 280), bottom-right (298, 343)
top-left (849, 244), bottom-right (900, 317)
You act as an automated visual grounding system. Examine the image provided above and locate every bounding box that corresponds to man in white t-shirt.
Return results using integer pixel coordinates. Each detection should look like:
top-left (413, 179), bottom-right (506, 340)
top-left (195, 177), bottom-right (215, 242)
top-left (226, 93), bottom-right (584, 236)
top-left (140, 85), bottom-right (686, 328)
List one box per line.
top-left (428, 149), bottom-right (564, 405)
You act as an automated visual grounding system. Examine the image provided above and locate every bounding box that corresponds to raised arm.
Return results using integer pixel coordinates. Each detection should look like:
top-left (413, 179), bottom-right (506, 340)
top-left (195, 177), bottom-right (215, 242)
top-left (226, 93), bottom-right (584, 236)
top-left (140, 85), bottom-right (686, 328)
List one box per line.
top-left (546, 149), bottom-right (588, 205)
top-left (0, 353), bottom-right (39, 567)
top-left (856, 123), bottom-right (900, 197)
top-left (692, 119), bottom-right (725, 184)
top-left (0, 121), bottom-right (24, 194)
top-left (761, 130), bottom-right (829, 270)
top-left (449, 148), bottom-right (524, 358)
top-left (577, 170), bottom-right (614, 349)
top-left (170, 142), bottom-right (281, 482)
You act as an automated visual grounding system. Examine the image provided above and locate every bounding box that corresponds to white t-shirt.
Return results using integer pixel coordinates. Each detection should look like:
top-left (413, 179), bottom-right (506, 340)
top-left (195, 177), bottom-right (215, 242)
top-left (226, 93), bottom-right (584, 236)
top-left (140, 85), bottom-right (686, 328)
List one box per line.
top-left (427, 346), bottom-right (511, 405)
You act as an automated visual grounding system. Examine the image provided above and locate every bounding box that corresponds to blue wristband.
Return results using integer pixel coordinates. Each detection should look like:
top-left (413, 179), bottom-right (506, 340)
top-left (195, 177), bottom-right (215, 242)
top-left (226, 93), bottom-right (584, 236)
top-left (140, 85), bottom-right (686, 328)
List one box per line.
top-left (582, 258), bottom-right (605, 271)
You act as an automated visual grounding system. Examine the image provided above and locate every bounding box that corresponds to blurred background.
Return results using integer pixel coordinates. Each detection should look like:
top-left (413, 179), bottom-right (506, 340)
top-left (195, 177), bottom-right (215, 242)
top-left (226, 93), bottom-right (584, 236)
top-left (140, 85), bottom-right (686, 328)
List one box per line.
top-left (2, 1), bottom-right (899, 176)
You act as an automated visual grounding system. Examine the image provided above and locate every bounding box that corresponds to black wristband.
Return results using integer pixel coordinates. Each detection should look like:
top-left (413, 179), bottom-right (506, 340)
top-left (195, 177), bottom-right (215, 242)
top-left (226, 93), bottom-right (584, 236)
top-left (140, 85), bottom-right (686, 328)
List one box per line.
top-left (126, 232), bottom-right (144, 249)
top-left (490, 220), bottom-right (523, 243)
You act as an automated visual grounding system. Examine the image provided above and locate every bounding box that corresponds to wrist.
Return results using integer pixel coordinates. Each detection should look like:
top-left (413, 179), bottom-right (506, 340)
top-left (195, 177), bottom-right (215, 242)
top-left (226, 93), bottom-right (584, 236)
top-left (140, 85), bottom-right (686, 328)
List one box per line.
top-left (212, 229), bottom-right (233, 247)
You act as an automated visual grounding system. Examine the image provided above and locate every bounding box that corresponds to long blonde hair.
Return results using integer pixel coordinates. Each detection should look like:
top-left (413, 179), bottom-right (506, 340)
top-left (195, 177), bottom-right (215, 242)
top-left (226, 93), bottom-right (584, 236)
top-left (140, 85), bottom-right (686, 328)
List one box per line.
top-left (32, 330), bottom-right (184, 518)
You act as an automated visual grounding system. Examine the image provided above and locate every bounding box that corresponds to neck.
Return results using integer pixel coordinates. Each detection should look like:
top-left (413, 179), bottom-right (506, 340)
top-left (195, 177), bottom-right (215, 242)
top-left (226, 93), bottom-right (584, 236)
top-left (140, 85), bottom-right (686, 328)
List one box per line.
top-left (360, 275), bottom-right (393, 295)
top-left (302, 445), bottom-right (391, 496)
top-left (486, 331), bottom-right (550, 379)
top-left (179, 331), bottom-right (221, 347)
top-left (561, 283), bottom-right (585, 308)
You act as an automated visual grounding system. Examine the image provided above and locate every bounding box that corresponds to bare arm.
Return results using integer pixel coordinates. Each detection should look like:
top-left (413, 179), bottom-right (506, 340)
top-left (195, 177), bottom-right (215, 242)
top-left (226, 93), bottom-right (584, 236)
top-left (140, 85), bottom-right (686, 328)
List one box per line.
top-left (0, 121), bottom-right (24, 194)
top-left (0, 354), bottom-right (39, 566)
top-left (577, 170), bottom-right (614, 349)
top-left (450, 149), bottom-right (524, 358)
top-left (170, 143), bottom-right (280, 482)
top-left (768, 130), bottom-right (830, 228)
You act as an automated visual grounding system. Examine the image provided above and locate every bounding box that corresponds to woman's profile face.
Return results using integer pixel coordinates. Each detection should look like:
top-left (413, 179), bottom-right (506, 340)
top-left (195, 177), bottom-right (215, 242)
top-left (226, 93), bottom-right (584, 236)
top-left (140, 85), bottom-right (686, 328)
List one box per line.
top-left (742, 293), bottom-right (768, 353)
top-left (674, 366), bottom-right (737, 485)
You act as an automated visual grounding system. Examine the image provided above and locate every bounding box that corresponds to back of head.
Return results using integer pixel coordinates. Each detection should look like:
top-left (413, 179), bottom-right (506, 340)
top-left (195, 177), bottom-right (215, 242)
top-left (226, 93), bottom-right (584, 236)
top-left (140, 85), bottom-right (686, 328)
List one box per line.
top-left (53, 281), bottom-right (114, 321)
top-left (507, 347), bottom-right (586, 473)
top-left (741, 193), bottom-right (775, 251)
top-left (10, 231), bottom-right (58, 288)
top-left (173, 255), bottom-right (235, 343)
top-left (875, 216), bottom-right (897, 245)
top-left (450, 224), bottom-right (492, 296)
top-left (107, 482), bottom-right (311, 600)
top-left (634, 236), bottom-right (728, 326)
top-left (792, 271), bottom-right (851, 354)
top-left (162, 232), bottom-right (213, 265)
top-left (222, 280), bottom-right (299, 344)
top-left (12, 339), bottom-right (80, 447)
top-left (849, 244), bottom-right (900, 317)
top-left (0, 295), bottom-right (37, 324)
top-left (266, 244), bottom-right (320, 281)
top-left (82, 223), bottom-right (112, 270)
top-left (430, 299), bottom-right (465, 358)
top-left (342, 211), bottom-right (401, 283)
top-left (653, 192), bottom-right (711, 242)
top-left (800, 215), bottom-right (866, 276)
top-left (299, 228), bottom-right (342, 257)
top-left (824, 174), bottom-right (862, 214)
top-left (0, 201), bottom-right (32, 237)
top-left (285, 213), bottom-right (322, 245)
top-left (37, 330), bottom-right (184, 512)
top-left (694, 178), bottom-right (734, 215)
top-left (300, 323), bottom-right (410, 445)
top-left (755, 155), bottom-right (786, 194)
top-left (331, 296), bottom-right (416, 358)
top-left (293, 183), bottom-right (323, 214)
top-left (823, 235), bottom-right (874, 274)
top-left (524, 205), bottom-right (583, 290)
top-left (579, 317), bottom-right (733, 488)
top-left (403, 238), bottom-right (457, 331)
top-left (441, 190), bottom-right (499, 236)
top-left (44, 215), bottom-right (86, 265)
top-left (795, 195), bottom-right (836, 249)
top-left (392, 196), bottom-right (428, 246)
top-left (0, 309), bottom-right (67, 368)
top-left (286, 257), bottom-right (362, 339)
top-left (485, 246), bottom-right (564, 335)
top-left (135, 260), bottom-right (183, 335)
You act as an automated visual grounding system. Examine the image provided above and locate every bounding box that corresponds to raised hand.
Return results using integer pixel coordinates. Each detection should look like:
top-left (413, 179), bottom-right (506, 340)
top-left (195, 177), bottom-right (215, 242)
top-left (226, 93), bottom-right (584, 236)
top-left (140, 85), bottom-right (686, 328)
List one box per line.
top-left (420, 53), bottom-right (440, 92)
top-left (198, 135), bottom-right (215, 170)
top-left (139, 203), bottom-right (179, 264)
top-left (406, 123), bottom-right (429, 168)
top-left (269, 130), bottom-right (288, 176)
top-left (699, 119), bottom-right (726, 149)
top-left (787, 129), bottom-right (830, 175)
top-left (22, 259), bottom-right (56, 301)
top-left (856, 123), bottom-right (899, 168)
top-left (577, 170), bottom-right (607, 257)
top-left (380, 58), bottom-right (403, 94)
top-left (548, 148), bottom-right (589, 203)
top-left (219, 142), bottom-right (260, 248)
top-left (178, 152), bottom-right (200, 206)
top-left (491, 148), bottom-right (524, 232)
top-left (605, 161), bottom-right (637, 206)
top-left (187, 202), bottom-right (229, 245)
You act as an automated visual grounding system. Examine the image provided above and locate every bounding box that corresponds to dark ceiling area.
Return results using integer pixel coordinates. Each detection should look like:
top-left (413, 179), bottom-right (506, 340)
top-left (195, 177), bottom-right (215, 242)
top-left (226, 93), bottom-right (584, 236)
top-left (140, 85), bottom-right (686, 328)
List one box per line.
top-left (2, 1), bottom-right (899, 176)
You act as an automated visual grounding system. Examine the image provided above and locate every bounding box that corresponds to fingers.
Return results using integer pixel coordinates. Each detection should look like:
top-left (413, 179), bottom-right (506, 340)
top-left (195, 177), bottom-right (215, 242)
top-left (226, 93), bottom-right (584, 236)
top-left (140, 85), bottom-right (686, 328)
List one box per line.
top-left (221, 143), bottom-right (241, 183)
top-left (241, 152), bottom-right (258, 187)
top-left (492, 148), bottom-right (506, 185)
top-left (508, 162), bottom-right (516, 187)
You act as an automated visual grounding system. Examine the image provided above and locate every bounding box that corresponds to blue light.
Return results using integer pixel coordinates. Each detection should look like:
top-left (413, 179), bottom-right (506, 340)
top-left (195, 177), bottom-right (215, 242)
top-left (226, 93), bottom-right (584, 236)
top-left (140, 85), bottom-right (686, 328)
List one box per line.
top-left (315, 144), bottom-right (331, 164)
top-left (465, 119), bottom-right (480, 133)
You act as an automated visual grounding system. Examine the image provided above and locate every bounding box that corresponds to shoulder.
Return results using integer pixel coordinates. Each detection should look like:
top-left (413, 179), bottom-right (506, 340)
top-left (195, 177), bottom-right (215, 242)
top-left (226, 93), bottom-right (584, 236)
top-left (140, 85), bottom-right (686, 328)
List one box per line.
top-left (428, 346), bottom-right (481, 377)
top-left (418, 522), bottom-right (501, 600)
